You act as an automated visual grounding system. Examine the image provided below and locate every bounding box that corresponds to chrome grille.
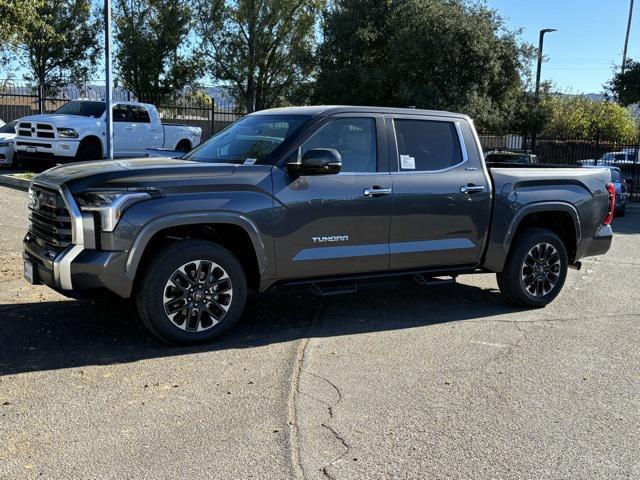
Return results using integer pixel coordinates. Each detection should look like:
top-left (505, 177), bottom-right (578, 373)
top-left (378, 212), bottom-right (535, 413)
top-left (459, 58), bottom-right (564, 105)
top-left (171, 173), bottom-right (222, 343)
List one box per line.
top-left (28, 185), bottom-right (72, 251)
top-left (18, 122), bottom-right (57, 139)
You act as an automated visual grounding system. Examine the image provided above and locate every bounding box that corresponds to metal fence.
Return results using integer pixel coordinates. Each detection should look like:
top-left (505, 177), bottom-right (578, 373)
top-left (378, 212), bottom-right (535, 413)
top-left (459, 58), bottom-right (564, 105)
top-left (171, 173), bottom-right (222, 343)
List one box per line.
top-left (1, 81), bottom-right (639, 199)
top-left (479, 132), bottom-right (640, 200)
top-left (0, 80), bottom-right (243, 139)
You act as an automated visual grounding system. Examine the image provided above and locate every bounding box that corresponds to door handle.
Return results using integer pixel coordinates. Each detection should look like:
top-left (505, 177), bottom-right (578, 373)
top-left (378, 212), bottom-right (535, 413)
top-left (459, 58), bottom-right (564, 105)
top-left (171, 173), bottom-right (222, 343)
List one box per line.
top-left (460, 184), bottom-right (485, 194)
top-left (124, 126), bottom-right (133, 131)
top-left (363, 187), bottom-right (392, 197)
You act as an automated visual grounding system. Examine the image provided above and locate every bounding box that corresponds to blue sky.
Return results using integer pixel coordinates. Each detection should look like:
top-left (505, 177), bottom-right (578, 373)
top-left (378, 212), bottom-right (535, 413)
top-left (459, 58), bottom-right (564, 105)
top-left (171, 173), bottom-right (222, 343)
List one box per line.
top-left (486, 0), bottom-right (638, 93)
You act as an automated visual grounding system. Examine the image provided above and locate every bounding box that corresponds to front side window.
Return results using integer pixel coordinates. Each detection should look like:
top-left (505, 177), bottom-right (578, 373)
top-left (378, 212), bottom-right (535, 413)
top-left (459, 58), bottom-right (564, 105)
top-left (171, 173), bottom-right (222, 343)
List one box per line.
top-left (184, 114), bottom-right (309, 165)
top-left (301, 118), bottom-right (377, 173)
top-left (113, 105), bottom-right (130, 122)
top-left (394, 119), bottom-right (463, 171)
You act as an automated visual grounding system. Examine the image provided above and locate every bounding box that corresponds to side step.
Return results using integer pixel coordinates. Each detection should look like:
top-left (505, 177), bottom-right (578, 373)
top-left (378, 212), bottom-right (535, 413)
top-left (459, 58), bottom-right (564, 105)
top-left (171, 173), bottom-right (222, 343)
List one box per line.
top-left (309, 281), bottom-right (358, 297)
top-left (413, 274), bottom-right (457, 287)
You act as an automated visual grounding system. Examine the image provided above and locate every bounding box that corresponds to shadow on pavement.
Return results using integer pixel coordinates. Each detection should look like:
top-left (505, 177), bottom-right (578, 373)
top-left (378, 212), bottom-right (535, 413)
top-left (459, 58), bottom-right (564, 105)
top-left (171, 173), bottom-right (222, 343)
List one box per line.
top-left (0, 278), bottom-right (524, 376)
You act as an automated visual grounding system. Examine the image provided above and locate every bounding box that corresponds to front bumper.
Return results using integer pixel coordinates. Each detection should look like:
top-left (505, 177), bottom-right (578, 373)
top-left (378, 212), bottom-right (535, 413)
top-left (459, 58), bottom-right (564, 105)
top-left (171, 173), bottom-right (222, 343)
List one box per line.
top-left (22, 182), bottom-right (134, 298)
top-left (23, 236), bottom-right (132, 298)
top-left (15, 140), bottom-right (79, 163)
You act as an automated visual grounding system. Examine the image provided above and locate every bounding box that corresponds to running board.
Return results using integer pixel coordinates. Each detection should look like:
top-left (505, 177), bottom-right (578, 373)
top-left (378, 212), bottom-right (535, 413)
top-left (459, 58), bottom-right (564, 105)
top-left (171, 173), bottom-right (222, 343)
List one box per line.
top-left (413, 274), bottom-right (457, 287)
top-left (309, 281), bottom-right (358, 297)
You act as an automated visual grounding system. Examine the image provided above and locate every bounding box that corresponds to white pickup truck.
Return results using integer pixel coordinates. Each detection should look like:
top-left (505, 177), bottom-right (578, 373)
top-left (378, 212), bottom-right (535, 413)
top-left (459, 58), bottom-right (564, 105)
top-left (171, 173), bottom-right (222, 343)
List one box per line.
top-left (14, 100), bottom-right (202, 166)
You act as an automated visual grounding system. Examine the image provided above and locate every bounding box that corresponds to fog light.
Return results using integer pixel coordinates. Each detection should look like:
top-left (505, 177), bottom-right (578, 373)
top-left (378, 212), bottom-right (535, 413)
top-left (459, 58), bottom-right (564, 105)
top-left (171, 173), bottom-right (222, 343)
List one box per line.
top-left (60, 143), bottom-right (70, 150)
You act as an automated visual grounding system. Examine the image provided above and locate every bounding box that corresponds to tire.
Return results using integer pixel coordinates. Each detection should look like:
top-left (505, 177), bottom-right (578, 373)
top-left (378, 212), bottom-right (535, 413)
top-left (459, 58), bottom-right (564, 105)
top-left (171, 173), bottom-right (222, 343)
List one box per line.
top-left (496, 228), bottom-right (568, 308)
top-left (176, 140), bottom-right (191, 153)
top-left (76, 143), bottom-right (102, 162)
top-left (136, 239), bottom-right (247, 344)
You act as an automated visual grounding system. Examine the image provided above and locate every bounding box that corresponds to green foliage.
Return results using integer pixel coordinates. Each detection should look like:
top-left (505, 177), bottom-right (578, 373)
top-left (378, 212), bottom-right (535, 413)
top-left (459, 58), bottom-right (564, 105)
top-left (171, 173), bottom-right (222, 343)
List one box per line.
top-left (2, 0), bottom-right (101, 88)
top-left (315, 0), bottom-right (535, 131)
top-left (543, 96), bottom-right (638, 139)
top-left (607, 60), bottom-right (640, 107)
top-left (114, 0), bottom-right (204, 103)
top-left (197, 0), bottom-right (323, 113)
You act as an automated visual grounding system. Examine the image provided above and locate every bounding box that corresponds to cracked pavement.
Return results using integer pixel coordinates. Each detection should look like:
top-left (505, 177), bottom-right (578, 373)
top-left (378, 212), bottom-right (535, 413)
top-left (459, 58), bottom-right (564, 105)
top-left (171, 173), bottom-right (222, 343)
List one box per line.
top-left (1, 186), bottom-right (639, 479)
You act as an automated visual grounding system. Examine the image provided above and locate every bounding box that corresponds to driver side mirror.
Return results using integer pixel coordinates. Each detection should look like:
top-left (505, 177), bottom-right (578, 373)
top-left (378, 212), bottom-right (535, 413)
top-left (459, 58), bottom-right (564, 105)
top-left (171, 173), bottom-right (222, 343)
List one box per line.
top-left (287, 148), bottom-right (342, 176)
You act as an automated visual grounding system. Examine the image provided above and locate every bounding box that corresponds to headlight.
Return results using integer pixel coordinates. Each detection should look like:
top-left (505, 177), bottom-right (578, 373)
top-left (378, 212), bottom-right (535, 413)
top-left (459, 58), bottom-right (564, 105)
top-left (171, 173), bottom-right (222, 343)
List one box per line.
top-left (0, 140), bottom-right (13, 147)
top-left (74, 190), bottom-right (158, 232)
top-left (57, 128), bottom-right (79, 138)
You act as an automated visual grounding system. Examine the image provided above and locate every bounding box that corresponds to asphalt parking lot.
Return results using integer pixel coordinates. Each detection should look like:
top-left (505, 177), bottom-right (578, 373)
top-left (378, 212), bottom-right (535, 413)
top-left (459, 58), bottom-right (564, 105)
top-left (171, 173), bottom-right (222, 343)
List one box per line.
top-left (1, 185), bottom-right (639, 480)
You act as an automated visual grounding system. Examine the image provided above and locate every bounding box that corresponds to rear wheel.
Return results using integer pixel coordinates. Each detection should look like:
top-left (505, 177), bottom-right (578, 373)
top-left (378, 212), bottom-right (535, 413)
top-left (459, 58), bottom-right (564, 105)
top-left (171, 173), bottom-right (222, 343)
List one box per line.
top-left (497, 228), bottom-right (568, 308)
top-left (136, 239), bottom-right (247, 344)
top-left (176, 140), bottom-right (191, 153)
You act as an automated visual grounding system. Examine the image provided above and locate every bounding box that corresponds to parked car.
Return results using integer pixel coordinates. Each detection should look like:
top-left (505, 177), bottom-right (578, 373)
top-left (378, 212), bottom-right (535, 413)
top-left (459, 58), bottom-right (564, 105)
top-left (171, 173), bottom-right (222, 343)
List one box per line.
top-left (584, 166), bottom-right (630, 216)
top-left (14, 100), bottom-right (202, 167)
top-left (24, 106), bottom-right (614, 344)
top-left (484, 150), bottom-right (538, 164)
top-left (0, 119), bottom-right (18, 168)
top-left (597, 151), bottom-right (638, 166)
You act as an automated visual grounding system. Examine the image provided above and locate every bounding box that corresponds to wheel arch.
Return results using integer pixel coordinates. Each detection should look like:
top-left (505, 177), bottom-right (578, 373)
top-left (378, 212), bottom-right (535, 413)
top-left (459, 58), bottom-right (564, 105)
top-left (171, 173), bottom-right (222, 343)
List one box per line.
top-left (78, 135), bottom-right (104, 157)
top-left (126, 213), bottom-right (269, 293)
top-left (485, 202), bottom-right (581, 272)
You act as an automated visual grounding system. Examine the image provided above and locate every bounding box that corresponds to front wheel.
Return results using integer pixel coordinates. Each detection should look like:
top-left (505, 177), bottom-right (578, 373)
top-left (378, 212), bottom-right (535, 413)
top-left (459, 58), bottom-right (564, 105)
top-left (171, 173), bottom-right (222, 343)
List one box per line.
top-left (497, 228), bottom-right (568, 308)
top-left (136, 239), bottom-right (247, 344)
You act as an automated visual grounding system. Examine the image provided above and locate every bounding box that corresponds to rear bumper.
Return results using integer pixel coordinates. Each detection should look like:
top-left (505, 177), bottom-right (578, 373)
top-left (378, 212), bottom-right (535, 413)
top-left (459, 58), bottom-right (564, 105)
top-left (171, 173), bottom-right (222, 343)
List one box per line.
top-left (578, 224), bottom-right (613, 260)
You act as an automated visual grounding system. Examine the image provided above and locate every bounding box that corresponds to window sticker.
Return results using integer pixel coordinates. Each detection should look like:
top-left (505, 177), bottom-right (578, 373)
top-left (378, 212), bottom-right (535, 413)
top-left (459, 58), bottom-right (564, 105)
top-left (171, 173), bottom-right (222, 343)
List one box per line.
top-left (244, 158), bottom-right (257, 165)
top-left (400, 155), bottom-right (415, 170)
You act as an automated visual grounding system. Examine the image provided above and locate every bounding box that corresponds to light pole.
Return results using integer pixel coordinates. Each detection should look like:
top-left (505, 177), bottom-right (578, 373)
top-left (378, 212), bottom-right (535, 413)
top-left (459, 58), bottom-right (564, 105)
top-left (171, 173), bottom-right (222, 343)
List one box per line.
top-left (535, 28), bottom-right (557, 101)
top-left (622, 0), bottom-right (635, 73)
top-left (532, 28), bottom-right (556, 152)
top-left (104, 0), bottom-right (113, 160)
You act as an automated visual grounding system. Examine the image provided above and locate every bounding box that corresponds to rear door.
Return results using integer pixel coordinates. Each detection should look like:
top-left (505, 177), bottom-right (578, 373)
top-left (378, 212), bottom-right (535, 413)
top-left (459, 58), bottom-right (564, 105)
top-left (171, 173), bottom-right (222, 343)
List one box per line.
top-left (272, 114), bottom-right (393, 279)
top-left (129, 105), bottom-right (162, 154)
top-left (387, 115), bottom-right (491, 270)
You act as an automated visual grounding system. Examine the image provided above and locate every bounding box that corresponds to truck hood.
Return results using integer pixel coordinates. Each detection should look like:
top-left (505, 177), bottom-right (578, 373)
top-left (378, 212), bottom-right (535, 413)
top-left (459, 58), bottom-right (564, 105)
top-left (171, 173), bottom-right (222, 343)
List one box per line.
top-left (32, 157), bottom-right (239, 193)
top-left (19, 114), bottom-right (102, 128)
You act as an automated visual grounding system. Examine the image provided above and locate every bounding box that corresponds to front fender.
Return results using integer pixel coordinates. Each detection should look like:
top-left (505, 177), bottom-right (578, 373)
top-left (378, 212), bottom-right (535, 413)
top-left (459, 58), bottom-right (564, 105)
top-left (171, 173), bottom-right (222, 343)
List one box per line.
top-left (124, 211), bottom-right (270, 282)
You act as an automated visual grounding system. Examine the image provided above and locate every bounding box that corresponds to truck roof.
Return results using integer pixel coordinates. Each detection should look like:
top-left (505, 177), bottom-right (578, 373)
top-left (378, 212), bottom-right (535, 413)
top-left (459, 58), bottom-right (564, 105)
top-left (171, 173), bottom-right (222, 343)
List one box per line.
top-left (251, 105), bottom-right (470, 120)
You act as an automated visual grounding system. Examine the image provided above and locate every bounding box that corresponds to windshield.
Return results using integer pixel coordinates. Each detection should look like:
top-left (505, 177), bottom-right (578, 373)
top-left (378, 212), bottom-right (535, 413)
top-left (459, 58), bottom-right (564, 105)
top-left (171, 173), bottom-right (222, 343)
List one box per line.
top-left (54, 101), bottom-right (106, 118)
top-left (0, 120), bottom-right (17, 134)
top-left (184, 114), bottom-right (309, 164)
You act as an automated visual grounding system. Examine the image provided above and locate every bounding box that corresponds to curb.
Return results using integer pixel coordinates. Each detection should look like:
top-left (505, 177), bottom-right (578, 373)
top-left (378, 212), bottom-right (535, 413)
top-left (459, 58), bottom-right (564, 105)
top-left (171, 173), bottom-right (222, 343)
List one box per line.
top-left (0, 174), bottom-right (30, 191)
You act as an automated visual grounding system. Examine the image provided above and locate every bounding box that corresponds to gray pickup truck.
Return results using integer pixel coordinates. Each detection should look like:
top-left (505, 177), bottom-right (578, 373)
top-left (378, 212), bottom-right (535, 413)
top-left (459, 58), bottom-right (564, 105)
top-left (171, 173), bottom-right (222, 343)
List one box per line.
top-left (23, 106), bottom-right (615, 344)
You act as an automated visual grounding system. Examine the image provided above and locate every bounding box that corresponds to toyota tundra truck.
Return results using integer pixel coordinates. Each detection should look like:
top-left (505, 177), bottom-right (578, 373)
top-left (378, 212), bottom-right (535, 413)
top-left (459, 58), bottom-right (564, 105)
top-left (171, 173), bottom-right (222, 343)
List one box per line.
top-left (23, 106), bottom-right (615, 344)
top-left (14, 100), bottom-right (202, 167)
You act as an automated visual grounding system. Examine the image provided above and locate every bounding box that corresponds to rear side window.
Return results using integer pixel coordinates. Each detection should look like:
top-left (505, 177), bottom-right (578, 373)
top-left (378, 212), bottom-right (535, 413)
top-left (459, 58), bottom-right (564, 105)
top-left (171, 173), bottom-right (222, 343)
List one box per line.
top-left (301, 118), bottom-right (377, 173)
top-left (394, 119), bottom-right (463, 171)
top-left (610, 169), bottom-right (621, 182)
top-left (131, 105), bottom-right (150, 123)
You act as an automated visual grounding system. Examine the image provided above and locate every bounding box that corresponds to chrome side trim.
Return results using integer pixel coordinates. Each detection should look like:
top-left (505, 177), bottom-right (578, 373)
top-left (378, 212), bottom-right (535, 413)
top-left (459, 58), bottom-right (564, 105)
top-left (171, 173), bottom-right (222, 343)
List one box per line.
top-left (54, 185), bottom-right (87, 290)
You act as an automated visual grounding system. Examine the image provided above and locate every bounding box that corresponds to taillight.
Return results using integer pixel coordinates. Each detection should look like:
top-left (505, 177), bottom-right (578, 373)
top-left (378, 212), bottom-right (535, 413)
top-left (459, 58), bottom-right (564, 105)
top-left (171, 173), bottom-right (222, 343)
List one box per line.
top-left (603, 182), bottom-right (616, 226)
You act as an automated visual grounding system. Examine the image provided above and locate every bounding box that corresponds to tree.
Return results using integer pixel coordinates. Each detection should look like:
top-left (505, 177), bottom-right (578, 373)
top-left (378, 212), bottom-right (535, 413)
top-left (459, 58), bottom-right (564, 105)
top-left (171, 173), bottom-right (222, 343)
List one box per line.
top-left (543, 95), bottom-right (638, 139)
top-left (607, 59), bottom-right (640, 107)
top-left (2, 0), bottom-right (101, 90)
top-left (113, 0), bottom-right (204, 103)
top-left (197, 0), bottom-right (322, 113)
top-left (315, 0), bottom-right (535, 132)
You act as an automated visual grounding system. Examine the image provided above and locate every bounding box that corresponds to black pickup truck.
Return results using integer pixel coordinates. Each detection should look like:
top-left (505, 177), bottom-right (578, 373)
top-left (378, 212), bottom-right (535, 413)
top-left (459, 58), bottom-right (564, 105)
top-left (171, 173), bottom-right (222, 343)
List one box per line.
top-left (23, 106), bottom-right (615, 344)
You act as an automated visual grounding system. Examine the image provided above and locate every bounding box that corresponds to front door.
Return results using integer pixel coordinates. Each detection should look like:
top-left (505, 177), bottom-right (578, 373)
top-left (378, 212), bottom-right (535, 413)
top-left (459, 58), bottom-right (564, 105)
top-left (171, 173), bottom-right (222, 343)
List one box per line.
top-left (272, 115), bottom-right (392, 279)
top-left (387, 115), bottom-right (491, 270)
top-left (112, 104), bottom-right (137, 157)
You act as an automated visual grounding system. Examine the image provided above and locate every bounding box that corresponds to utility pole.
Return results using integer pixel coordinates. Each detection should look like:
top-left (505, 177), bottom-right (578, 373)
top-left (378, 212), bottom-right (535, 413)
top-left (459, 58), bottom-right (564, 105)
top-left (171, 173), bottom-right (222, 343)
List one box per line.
top-left (532, 28), bottom-right (556, 152)
top-left (622, 0), bottom-right (635, 73)
top-left (104, 0), bottom-right (114, 160)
